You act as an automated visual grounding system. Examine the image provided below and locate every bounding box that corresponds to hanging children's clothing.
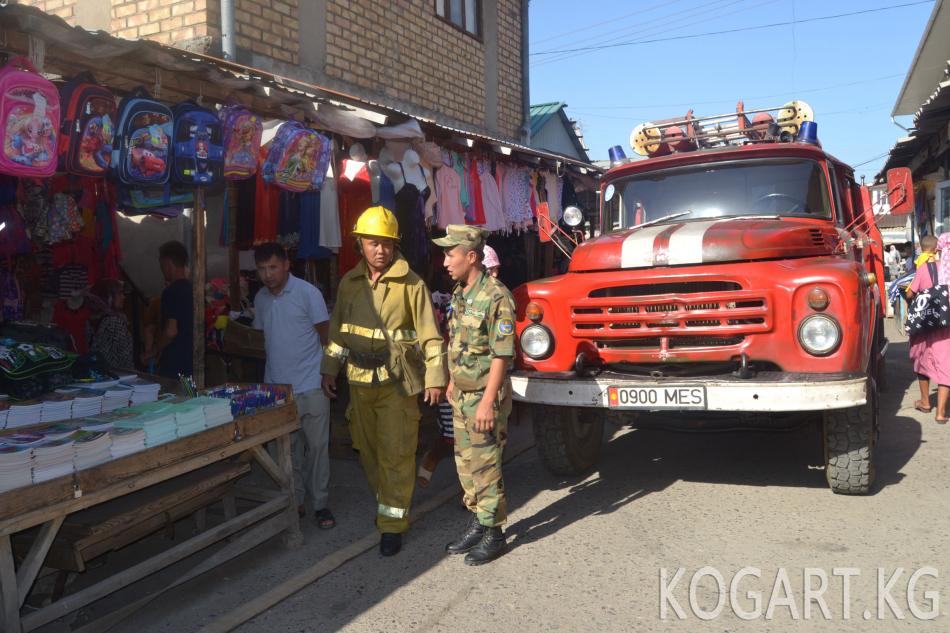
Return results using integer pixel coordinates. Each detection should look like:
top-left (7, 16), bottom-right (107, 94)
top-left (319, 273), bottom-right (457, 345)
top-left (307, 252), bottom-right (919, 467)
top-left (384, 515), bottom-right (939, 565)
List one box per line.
top-left (338, 158), bottom-right (373, 274)
top-left (319, 142), bottom-right (342, 251)
top-left (543, 171), bottom-right (563, 223)
top-left (254, 147), bottom-right (280, 245)
top-left (434, 155), bottom-right (465, 229)
top-left (298, 190), bottom-right (331, 260)
top-left (479, 160), bottom-right (506, 232)
top-left (393, 164), bottom-right (428, 276)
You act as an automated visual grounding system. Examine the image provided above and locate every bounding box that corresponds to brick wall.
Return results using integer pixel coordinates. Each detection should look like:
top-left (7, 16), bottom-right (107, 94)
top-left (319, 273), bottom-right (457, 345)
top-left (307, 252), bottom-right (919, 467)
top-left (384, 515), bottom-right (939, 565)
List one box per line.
top-left (111, 0), bottom-right (211, 46)
top-left (496, 0), bottom-right (524, 139)
top-left (324, 0), bottom-right (493, 135)
top-left (206, 0), bottom-right (299, 64)
top-left (16, 0), bottom-right (76, 21)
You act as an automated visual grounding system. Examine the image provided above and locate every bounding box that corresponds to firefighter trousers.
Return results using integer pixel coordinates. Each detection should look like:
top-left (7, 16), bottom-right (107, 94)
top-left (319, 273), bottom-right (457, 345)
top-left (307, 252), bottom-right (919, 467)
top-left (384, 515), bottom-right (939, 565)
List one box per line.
top-left (348, 381), bottom-right (420, 534)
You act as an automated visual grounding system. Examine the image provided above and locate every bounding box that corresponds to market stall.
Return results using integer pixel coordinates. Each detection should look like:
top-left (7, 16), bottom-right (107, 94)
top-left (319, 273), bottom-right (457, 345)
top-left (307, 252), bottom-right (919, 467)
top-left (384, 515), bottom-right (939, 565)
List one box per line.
top-left (0, 382), bottom-right (300, 633)
top-left (0, 5), bottom-right (600, 630)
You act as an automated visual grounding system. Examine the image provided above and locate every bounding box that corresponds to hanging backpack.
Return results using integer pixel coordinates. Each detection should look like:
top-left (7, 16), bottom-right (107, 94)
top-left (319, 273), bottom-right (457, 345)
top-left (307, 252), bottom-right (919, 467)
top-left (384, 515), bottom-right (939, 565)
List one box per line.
top-left (116, 182), bottom-right (193, 217)
top-left (262, 121), bottom-right (329, 193)
top-left (57, 72), bottom-right (117, 177)
top-left (171, 101), bottom-right (224, 186)
top-left (219, 104), bottom-right (262, 181)
top-left (112, 87), bottom-right (173, 186)
top-left (0, 56), bottom-right (60, 178)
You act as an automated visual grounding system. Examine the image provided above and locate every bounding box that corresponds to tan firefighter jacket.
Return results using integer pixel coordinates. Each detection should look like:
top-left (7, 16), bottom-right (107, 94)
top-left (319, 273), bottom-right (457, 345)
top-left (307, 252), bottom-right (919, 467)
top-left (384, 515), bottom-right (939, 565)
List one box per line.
top-left (320, 255), bottom-right (446, 394)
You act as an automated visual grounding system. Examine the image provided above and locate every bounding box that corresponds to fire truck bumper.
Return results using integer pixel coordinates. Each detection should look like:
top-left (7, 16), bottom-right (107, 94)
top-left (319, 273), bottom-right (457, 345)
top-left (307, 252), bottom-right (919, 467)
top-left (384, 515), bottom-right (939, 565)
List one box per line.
top-left (510, 371), bottom-right (867, 412)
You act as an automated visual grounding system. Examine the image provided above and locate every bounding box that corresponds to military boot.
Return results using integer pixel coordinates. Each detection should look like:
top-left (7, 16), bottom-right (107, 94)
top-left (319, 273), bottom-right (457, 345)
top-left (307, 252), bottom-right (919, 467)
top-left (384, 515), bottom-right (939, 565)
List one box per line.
top-left (463, 527), bottom-right (506, 566)
top-left (445, 515), bottom-right (485, 555)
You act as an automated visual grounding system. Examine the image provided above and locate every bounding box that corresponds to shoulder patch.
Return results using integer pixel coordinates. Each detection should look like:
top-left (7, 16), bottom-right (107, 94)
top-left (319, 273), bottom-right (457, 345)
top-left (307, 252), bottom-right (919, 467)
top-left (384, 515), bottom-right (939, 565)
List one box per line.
top-left (497, 319), bottom-right (514, 336)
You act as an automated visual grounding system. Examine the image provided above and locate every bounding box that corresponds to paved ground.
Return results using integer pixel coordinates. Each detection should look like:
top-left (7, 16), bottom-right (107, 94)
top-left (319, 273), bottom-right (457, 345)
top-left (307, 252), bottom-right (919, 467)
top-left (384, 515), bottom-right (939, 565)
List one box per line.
top-left (41, 321), bottom-right (950, 632)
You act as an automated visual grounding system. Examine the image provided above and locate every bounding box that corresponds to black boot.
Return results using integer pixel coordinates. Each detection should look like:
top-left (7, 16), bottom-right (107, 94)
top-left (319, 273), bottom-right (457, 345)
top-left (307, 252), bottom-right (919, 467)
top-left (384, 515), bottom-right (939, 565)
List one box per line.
top-left (445, 515), bottom-right (485, 555)
top-left (463, 527), bottom-right (506, 566)
top-left (380, 532), bottom-right (402, 557)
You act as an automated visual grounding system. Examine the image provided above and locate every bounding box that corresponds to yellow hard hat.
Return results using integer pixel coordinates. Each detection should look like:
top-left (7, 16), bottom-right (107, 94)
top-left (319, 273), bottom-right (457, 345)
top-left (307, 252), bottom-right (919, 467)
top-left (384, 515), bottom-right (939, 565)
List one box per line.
top-left (353, 205), bottom-right (400, 240)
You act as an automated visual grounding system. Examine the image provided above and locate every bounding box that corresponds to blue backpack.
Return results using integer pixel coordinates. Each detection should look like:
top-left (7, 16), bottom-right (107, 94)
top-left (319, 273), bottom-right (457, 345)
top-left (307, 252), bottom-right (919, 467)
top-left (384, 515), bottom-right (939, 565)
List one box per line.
top-left (111, 87), bottom-right (173, 186)
top-left (172, 101), bottom-right (223, 186)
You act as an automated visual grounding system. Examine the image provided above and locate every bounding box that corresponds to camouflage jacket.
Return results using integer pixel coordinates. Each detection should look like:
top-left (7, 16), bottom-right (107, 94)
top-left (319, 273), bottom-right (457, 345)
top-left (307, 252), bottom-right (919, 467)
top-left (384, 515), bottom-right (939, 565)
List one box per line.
top-left (447, 271), bottom-right (516, 392)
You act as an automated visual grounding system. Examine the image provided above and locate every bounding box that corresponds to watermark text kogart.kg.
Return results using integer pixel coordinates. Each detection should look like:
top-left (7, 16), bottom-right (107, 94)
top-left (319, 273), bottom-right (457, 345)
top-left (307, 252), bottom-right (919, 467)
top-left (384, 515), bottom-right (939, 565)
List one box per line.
top-left (659, 567), bottom-right (941, 621)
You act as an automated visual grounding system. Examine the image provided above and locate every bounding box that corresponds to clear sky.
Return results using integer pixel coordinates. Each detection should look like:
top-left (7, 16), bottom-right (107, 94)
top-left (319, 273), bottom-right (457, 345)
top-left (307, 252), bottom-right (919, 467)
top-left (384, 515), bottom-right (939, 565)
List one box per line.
top-left (528, 0), bottom-right (936, 182)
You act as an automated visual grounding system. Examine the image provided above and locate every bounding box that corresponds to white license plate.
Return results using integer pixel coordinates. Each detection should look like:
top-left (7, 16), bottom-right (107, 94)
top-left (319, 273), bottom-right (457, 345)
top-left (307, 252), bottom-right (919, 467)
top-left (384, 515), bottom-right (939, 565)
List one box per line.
top-left (607, 385), bottom-right (707, 410)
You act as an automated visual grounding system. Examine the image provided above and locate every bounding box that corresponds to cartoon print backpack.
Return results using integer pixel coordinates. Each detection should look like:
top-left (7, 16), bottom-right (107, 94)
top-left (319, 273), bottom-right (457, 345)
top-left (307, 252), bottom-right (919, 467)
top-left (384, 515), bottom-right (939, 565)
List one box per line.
top-left (219, 103), bottom-right (262, 181)
top-left (262, 121), bottom-right (329, 193)
top-left (112, 87), bottom-right (173, 186)
top-left (0, 56), bottom-right (60, 178)
top-left (172, 101), bottom-right (224, 186)
top-left (57, 72), bottom-right (117, 177)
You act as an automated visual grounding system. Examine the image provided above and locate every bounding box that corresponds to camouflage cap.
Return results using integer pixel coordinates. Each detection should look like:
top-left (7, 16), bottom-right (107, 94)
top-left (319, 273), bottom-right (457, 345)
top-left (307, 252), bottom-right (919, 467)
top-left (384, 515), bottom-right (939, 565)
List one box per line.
top-left (432, 224), bottom-right (488, 250)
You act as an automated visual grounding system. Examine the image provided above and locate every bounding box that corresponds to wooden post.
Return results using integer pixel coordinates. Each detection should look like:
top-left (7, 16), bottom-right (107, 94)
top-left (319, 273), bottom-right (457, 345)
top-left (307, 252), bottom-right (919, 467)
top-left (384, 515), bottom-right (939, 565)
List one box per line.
top-left (276, 434), bottom-right (302, 549)
top-left (192, 188), bottom-right (207, 390)
top-left (0, 535), bottom-right (20, 633)
top-left (227, 183), bottom-right (241, 310)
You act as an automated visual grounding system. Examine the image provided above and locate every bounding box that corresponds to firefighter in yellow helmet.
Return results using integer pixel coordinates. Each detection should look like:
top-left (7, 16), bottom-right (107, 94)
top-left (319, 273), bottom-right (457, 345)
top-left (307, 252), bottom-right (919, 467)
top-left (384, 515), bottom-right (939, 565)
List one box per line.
top-left (321, 206), bottom-right (447, 556)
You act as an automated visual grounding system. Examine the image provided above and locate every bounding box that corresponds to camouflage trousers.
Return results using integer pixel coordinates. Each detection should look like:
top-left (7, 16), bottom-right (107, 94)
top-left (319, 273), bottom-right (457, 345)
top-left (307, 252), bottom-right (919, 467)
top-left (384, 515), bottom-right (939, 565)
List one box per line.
top-left (450, 383), bottom-right (512, 528)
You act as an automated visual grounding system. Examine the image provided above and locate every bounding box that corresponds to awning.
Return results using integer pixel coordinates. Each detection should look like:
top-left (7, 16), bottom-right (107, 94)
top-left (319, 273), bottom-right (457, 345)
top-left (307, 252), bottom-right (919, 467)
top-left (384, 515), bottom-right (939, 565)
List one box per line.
top-left (0, 4), bottom-right (600, 174)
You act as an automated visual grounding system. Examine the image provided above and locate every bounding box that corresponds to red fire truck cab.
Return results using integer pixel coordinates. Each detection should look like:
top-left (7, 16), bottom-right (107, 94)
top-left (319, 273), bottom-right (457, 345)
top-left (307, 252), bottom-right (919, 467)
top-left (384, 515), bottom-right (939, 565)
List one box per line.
top-left (512, 103), bottom-right (914, 495)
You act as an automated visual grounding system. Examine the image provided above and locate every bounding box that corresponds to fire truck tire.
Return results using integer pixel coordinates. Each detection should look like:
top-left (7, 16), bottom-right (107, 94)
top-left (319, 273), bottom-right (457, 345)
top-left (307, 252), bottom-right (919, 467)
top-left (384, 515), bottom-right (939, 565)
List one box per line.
top-left (533, 406), bottom-right (604, 475)
top-left (823, 382), bottom-right (877, 495)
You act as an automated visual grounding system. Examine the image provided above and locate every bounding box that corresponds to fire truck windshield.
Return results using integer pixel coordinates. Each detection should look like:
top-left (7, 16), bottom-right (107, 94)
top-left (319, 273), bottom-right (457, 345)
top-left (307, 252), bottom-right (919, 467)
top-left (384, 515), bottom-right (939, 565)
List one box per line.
top-left (603, 158), bottom-right (832, 232)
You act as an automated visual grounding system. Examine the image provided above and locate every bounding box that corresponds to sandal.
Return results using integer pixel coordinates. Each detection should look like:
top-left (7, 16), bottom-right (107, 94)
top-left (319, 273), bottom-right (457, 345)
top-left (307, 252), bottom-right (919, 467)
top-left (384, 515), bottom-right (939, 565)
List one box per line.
top-left (915, 400), bottom-right (933, 413)
top-left (936, 418), bottom-right (948, 425)
top-left (314, 508), bottom-right (336, 530)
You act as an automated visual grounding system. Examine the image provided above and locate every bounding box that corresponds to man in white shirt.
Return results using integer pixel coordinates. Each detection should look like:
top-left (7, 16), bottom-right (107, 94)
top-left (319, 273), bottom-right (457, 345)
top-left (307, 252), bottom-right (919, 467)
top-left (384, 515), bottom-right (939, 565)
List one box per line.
top-left (253, 242), bottom-right (335, 529)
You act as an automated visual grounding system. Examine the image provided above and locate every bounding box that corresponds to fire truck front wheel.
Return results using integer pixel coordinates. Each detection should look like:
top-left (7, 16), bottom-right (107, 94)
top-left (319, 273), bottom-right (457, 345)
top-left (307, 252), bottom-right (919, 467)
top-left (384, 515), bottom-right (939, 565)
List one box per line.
top-left (822, 380), bottom-right (878, 495)
top-left (533, 406), bottom-right (605, 475)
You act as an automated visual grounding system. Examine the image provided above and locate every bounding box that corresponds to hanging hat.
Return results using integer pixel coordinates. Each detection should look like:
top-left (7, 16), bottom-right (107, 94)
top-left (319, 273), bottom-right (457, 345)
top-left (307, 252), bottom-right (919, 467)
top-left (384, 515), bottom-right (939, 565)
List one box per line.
top-left (401, 149), bottom-right (429, 191)
top-left (349, 142), bottom-right (368, 162)
top-left (414, 141), bottom-right (443, 169)
top-left (313, 104), bottom-right (377, 139)
top-left (377, 118), bottom-right (425, 140)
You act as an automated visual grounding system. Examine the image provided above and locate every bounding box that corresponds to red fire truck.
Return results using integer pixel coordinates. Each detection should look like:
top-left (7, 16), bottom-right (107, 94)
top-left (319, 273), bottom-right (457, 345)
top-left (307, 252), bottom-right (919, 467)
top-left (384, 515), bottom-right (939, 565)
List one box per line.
top-left (512, 101), bottom-right (914, 495)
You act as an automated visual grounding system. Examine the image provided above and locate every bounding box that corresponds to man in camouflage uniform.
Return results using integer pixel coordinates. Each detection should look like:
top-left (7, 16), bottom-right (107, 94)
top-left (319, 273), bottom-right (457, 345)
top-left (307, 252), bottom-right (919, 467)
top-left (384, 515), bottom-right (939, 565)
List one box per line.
top-left (434, 225), bottom-right (516, 565)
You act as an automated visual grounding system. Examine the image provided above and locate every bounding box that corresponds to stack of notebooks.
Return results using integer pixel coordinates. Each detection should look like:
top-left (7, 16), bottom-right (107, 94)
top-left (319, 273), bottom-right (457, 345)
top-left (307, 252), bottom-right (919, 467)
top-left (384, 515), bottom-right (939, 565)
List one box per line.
top-left (73, 430), bottom-right (112, 470)
top-left (122, 379), bottom-right (162, 405)
top-left (195, 397), bottom-right (235, 427)
top-left (115, 411), bottom-right (177, 448)
top-left (71, 390), bottom-right (105, 418)
top-left (102, 386), bottom-right (133, 413)
top-left (40, 394), bottom-right (75, 423)
top-left (109, 426), bottom-right (145, 459)
top-left (32, 437), bottom-right (76, 483)
top-left (174, 401), bottom-right (207, 437)
top-left (0, 444), bottom-right (33, 492)
top-left (6, 402), bottom-right (43, 429)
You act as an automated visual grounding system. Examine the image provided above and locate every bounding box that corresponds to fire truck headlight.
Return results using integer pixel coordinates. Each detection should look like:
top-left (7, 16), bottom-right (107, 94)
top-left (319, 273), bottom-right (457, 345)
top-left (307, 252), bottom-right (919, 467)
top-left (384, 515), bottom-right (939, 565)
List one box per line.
top-left (521, 324), bottom-right (553, 359)
top-left (563, 206), bottom-right (584, 227)
top-left (798, 314), bottom-right (841, 356)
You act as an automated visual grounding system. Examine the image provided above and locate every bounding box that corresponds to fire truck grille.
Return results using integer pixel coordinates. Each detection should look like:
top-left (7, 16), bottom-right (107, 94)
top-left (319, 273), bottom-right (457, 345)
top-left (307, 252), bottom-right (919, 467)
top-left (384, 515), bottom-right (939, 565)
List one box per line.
top-left (571, 285), bottom-right (770, 344)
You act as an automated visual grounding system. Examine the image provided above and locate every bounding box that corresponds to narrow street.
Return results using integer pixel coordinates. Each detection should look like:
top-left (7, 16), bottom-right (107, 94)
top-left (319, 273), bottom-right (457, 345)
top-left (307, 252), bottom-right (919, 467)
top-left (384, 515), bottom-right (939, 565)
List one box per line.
top-left (86, 320), bottom-right (948, 633)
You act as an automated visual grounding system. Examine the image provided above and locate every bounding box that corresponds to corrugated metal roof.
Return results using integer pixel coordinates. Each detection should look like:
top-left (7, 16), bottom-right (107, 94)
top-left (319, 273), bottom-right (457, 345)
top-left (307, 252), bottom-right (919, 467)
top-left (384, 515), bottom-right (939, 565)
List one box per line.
top-left (529, 102), bottom-right (566, 137)
top-left (0, 4), bottom-right (601, 173)
top-left (879, 71), bottom-right (950, 179)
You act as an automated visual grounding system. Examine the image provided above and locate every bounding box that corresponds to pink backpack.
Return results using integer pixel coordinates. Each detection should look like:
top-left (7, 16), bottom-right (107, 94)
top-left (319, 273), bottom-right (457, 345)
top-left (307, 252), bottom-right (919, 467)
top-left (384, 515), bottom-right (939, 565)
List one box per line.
top-left (219, 104), bottom-right (262, 180)
top-left (0, 57), bottom-right (60, 178)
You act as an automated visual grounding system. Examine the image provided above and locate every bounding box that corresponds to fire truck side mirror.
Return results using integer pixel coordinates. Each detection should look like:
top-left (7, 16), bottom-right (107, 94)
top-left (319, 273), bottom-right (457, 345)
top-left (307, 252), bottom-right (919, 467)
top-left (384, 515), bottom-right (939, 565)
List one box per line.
top-left (886, 167), bottom-right (915, 215)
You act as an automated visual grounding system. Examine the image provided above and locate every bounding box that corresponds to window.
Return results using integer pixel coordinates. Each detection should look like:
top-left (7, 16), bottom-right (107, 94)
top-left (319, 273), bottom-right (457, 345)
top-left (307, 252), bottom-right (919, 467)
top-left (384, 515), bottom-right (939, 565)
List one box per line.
top-left (603, 158), bottom-right (832, 233)
top-left (936, 180), bottom-right (950, 235)
top-left (435, 0), bottom-right (481, 37)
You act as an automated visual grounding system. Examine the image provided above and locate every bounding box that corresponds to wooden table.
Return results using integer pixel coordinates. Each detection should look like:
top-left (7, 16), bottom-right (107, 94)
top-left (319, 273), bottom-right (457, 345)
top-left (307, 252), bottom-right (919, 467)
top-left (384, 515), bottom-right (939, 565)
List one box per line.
top-left (0, 398), bottom-right (301, 633)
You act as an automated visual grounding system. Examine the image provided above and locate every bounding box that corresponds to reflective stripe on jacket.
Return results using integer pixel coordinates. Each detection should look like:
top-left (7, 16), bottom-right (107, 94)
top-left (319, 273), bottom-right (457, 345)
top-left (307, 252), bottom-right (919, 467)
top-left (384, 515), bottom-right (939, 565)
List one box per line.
top-left (321, 254), bottom-right (447, 393)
